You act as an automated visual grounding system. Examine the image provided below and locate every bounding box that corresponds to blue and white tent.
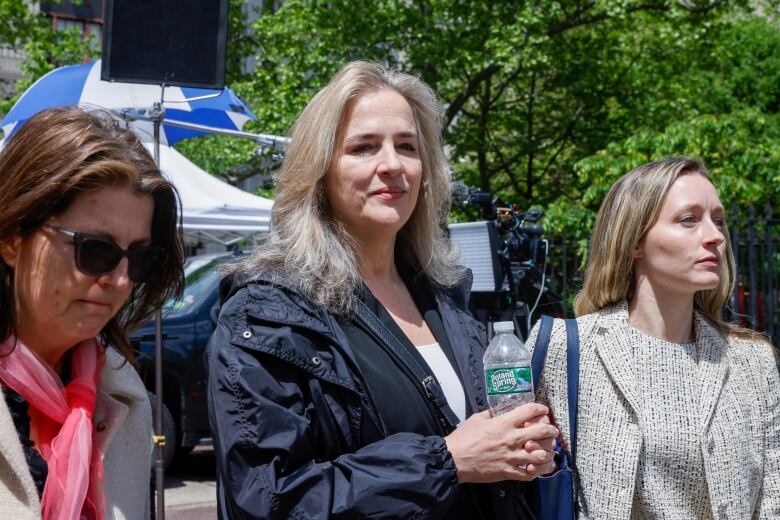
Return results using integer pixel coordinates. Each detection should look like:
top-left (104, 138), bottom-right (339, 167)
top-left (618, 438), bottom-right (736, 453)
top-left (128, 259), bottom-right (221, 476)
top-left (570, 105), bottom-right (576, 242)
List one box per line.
top-left (1, 59), bottom-right (255, 145)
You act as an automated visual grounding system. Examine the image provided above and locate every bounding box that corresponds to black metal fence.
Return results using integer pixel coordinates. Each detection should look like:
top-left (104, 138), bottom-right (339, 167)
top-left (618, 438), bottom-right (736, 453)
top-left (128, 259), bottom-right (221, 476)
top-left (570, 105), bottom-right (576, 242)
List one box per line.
top-left (727, 203), bottom-right (779, 343)
top-left (543, 203), bottom-right (779, 345)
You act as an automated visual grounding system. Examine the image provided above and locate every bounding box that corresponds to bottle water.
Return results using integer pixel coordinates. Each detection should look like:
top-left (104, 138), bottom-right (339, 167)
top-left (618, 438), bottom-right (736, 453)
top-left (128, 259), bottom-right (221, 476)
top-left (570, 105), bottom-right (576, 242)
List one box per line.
top-left (484, 321), bottom-right (534, 416)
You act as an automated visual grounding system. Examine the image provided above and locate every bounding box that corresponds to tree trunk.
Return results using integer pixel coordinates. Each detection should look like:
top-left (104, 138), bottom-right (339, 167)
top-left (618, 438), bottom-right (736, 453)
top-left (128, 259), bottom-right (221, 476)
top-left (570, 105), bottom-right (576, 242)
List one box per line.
top-left (478, 74), bottom-right (491, 192)
top-left (525, 71), bottom-right (536, 201)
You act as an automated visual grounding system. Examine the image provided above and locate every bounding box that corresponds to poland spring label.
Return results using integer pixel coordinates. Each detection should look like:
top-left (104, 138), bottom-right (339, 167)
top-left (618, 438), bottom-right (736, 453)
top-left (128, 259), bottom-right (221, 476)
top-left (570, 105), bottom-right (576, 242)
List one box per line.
top-left (485, 367), bottom-right (532, 395)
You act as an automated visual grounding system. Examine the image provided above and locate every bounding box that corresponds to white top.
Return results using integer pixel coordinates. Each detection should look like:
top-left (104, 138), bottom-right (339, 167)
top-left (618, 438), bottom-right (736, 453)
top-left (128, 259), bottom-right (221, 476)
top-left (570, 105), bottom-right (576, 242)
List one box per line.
top-left (629, 326), bottom-right (711, 520)
top-left (416, 342), bottom-right (467, 422)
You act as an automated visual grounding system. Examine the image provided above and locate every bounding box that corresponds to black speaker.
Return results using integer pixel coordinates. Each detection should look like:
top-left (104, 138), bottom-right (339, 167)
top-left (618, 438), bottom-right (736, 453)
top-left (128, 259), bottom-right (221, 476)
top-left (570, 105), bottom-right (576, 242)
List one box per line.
top-left (102, 0), bottom-right (229, 89)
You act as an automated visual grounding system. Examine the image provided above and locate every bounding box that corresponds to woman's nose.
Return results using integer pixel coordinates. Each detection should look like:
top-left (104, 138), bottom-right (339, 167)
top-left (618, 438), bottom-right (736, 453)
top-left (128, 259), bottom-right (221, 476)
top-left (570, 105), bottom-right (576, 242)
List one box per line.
top-left (99, 257), bottom-right (132, 289)
top-left (702, 218), bottom-right (725, 246)
top-left (376, 143), bottom-right (403, 175)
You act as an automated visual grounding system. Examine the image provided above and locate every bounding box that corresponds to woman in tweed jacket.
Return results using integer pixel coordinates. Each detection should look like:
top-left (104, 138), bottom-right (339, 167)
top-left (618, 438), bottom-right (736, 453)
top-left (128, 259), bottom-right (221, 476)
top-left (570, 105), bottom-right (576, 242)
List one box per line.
top-left (528, 157), bottom-right (780, 519)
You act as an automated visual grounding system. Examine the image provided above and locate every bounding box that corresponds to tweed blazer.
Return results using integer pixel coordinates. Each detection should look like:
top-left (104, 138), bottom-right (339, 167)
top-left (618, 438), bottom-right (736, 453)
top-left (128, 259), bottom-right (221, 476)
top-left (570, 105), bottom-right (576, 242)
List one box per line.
top-left (527, 304), bottom-right (780, 520)
top-left (0, 346), bottom-right (153, 520)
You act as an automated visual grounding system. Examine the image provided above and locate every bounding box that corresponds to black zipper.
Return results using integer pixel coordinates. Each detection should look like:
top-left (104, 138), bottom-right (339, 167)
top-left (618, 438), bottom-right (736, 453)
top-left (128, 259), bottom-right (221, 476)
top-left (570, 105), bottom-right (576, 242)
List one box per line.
top-left (352, 311), bottom-right (452, 437)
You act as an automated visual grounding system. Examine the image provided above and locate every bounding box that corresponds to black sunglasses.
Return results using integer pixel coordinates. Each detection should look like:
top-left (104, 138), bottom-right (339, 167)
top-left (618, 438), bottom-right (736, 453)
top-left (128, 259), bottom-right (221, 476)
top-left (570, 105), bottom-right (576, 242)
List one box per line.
top-left (43, 224), bottom-right (163, 283)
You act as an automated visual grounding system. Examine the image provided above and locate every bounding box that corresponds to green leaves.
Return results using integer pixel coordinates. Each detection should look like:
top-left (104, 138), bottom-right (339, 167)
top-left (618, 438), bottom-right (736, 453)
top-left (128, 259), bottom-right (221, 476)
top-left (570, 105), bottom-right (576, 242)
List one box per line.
top-left (0, 2), bottom-right (97, 119)
top-left (564, 13), bottom-right (780, 238)
top-left (4, 0), bottom-right (779, 235)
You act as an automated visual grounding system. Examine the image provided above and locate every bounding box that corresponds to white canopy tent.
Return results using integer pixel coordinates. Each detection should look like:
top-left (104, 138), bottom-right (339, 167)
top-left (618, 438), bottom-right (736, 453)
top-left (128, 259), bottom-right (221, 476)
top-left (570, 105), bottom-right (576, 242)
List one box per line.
top-left (143, 143), bottom-right (273, 248)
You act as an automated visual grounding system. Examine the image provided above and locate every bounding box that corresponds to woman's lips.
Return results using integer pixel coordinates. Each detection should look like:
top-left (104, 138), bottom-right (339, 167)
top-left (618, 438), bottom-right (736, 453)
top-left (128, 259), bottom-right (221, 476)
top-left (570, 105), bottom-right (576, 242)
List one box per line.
top-left (371, 187), bottom-right (406, 200)
top-left (696, 256), bottom-right (720, 267)
top-left (78, 299), bottom-right (112, 309)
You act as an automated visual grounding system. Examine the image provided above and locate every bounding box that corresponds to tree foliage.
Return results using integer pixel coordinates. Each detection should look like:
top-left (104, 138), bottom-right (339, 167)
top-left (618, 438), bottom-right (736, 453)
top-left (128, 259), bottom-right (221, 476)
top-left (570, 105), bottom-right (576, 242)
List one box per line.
top-left (556, 15), bottom-right (780, 236)
top-left (0, 1), bottom-right (96, 116)
top-left (182, 0), bottom-right (780, 234)
top-left (3, 0), bottom-right (780, 241)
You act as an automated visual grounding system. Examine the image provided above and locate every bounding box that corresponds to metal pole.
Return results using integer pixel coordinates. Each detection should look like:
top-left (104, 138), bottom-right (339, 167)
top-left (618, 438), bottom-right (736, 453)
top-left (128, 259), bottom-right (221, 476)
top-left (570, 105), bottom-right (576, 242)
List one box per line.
top-left (160, 118), bottom-right (290, 149)
top-left (561, 236), bottom-right (568, 301)
top-left (151, 98), bottom-right (166, 520)
top-left (117, 108), bottom-right (289, 150)
top-left (730, 202), bottom-right (740, 321)
top-left (748, 205), bottom-right (758, 330)
top-left (766, 202), bottom-right (777, 343)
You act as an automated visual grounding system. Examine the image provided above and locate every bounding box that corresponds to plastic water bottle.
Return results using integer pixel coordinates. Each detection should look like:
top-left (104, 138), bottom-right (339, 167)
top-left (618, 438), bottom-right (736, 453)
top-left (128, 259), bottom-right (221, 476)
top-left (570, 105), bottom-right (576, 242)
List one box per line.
top-left (484, 321), bottom-right (534, 416)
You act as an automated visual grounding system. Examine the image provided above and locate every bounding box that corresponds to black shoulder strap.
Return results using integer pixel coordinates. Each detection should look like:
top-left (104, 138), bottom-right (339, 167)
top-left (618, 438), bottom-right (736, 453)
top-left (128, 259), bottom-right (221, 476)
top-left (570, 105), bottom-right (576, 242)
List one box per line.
top-left (354, 300), bottom-right (461, 432)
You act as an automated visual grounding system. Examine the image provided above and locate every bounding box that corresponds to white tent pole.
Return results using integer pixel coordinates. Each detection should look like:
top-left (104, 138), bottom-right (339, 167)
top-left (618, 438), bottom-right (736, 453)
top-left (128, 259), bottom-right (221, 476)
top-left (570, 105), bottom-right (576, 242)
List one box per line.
top-left (119, 108), bottom-right (289, 149)
top-left (162, 118), bottom-right (290, 149)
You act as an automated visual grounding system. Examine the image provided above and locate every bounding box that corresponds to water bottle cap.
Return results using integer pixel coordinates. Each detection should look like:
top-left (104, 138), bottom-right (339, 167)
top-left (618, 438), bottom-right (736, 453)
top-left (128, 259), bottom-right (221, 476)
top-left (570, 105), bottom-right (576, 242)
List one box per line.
top-left (493, 321), bottom-right (515, 333)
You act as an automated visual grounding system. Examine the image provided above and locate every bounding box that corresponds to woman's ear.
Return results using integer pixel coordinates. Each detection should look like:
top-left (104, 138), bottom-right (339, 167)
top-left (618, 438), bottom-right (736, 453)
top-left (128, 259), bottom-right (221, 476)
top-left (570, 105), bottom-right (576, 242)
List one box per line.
top-left (633, 239), bottom-right (644, 260)
top-left (0, 235), bottom-right (21, 269)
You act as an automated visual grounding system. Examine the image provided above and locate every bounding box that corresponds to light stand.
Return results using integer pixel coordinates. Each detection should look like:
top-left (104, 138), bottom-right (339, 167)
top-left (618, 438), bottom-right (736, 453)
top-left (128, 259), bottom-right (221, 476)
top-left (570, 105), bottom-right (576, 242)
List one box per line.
top-left (150, 98), bottom-right (167, 520)
top-left (122, 96), bottom-right (287, 520)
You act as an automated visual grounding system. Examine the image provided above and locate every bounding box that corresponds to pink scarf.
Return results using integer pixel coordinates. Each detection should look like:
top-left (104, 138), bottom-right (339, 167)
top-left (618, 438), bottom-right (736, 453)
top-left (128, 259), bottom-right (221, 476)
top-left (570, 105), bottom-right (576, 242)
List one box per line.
top-left (0, 337), bottom-right (105, 520)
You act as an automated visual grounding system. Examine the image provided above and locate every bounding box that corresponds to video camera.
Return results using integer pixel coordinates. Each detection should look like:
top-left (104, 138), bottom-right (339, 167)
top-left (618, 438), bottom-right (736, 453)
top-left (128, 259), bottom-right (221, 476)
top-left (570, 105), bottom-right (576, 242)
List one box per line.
top-left (448, 182), bottom-right (563, 339)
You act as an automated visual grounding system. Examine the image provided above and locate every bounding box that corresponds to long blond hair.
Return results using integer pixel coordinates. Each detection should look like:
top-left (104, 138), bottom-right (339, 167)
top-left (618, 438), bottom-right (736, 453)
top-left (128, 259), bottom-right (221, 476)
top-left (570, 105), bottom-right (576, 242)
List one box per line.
top-left (574, 156), bottom-right (755, 339)
top-left (228, 61), bottom-right (463, 314)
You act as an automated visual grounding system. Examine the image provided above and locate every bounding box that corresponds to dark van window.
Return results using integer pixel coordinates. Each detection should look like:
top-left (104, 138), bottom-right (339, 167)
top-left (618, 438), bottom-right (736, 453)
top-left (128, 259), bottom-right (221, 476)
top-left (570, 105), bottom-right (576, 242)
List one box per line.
top-left (164, 259), bottom-right (222, 317)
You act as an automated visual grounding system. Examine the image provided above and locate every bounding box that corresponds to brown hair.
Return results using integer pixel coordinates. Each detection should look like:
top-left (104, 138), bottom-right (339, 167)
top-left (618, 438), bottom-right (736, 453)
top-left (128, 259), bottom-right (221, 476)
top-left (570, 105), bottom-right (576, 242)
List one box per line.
top-left (0, 107), bottom-right (185, 360)
top-left (575, 156), bottom-right (758, 340)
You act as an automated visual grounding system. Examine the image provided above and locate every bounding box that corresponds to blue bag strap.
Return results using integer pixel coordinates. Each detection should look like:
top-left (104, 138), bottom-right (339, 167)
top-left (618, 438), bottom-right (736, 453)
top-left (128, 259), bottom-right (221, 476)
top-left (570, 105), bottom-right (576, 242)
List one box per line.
top-left (531, 315), bottom-right (580, 457)
top-left (564, 318), bottom-right (580, 459)
top-left (531, 315), bottom-right (554, 391)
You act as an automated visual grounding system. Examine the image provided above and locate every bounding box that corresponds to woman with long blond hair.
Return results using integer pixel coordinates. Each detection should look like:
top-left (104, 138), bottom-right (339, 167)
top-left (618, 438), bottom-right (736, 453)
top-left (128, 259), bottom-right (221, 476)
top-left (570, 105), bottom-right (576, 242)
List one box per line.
top-left (207, 61), bottom-right (560, 519)
top-left (528, 156), bottom-right (780, 518)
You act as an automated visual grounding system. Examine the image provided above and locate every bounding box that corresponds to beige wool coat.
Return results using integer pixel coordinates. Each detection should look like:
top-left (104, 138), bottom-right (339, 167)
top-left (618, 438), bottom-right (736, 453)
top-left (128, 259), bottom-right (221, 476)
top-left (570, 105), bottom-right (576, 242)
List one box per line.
top-left (528, 304), bottom-right (780, 520)
top-left (0, 346), bottom-right (153, 520)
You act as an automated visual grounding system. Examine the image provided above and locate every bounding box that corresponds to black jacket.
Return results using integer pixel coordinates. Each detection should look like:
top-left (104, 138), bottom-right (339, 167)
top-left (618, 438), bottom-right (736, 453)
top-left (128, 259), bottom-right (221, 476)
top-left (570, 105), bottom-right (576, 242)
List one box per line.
top-left (207, 272), bottom-right (532, 519)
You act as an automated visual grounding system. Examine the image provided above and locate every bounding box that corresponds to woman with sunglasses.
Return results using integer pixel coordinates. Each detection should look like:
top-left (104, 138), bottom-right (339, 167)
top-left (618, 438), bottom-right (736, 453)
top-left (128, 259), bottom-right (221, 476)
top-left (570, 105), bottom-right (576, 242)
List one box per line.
top-left (0, 107), bottom-right (184, 520)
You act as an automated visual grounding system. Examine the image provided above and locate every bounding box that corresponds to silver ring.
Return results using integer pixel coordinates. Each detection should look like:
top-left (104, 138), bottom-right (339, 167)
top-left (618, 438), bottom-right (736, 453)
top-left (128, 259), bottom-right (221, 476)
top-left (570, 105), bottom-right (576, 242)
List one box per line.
top-left (518, 464), bottom-right (527, 471)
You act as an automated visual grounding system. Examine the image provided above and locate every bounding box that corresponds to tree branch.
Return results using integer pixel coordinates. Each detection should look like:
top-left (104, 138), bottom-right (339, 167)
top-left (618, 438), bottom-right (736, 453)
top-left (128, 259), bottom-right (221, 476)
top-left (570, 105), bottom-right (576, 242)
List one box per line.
top-left (444, 2), bottom-right (680, 131)
top-left (444, 64), bottom-right (501, 130)
top-left (548, 3), bottom-right (668, 37)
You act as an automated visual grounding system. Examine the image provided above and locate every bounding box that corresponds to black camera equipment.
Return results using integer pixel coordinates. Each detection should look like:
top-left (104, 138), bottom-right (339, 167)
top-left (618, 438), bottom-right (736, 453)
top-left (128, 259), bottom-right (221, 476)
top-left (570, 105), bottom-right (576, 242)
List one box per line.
top-left (448, 182), bottom-right (565, 339)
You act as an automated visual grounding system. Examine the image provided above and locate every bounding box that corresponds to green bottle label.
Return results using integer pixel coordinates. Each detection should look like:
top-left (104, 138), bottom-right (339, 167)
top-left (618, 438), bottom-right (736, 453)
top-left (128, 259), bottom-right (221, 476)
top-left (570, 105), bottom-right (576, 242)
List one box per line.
top-left (485, 367), bottom-right (533, 395)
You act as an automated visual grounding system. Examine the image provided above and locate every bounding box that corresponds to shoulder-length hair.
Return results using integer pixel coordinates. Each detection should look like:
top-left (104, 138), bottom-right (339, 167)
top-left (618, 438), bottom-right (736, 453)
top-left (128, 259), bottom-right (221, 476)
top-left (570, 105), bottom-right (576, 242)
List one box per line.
top-left (0, 106), bottom-right (185, 360)
top-left (229, 61), bottom-right (463, 315)
top-left (574, 156), bottom-right (754, 339)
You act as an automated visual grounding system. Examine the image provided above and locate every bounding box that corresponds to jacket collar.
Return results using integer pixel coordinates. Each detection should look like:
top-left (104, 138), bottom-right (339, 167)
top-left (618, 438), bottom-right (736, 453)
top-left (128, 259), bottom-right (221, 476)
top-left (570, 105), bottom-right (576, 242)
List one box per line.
top-left (100, 347), bottom-right (147, 401)
top-left (93, 347), bottom-right (147, 453)
top-left (594, 302), bottom-right (729, 434)
top-left (432, 271), bottom-right (485, 414)
top-left (236, 268), bottom-right (476, 345)
top-left (0, 391), bottom-right (39, 512)
top-left (238, 275), bottom-right (335, 339)
top-left (593, 303), bottom-right (642, 415)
